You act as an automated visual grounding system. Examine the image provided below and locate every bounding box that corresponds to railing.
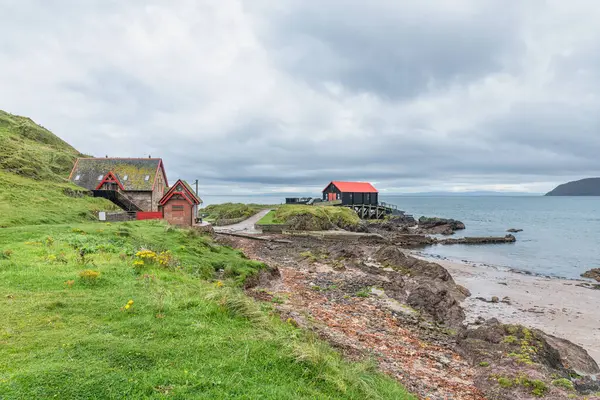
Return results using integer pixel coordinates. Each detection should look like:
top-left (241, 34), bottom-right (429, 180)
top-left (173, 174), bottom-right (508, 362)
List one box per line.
top-left (379, 201), bottom-right (398, 210)
top-left (92, 190), bottom-right (143, 212)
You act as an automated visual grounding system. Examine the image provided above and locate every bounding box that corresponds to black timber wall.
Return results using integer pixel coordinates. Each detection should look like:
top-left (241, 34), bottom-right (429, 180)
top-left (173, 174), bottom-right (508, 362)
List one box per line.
top-left (322, 183), bottom-right (342, 201)
top-left (322, 183), bottom-right (378, 205)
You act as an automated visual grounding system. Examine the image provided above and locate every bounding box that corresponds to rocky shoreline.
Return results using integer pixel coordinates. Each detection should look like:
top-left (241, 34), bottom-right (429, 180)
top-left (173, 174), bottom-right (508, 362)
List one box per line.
top-left (215, 221), bottom-right (600, 400)
top-left (418, 254), bottom-right (600, 365)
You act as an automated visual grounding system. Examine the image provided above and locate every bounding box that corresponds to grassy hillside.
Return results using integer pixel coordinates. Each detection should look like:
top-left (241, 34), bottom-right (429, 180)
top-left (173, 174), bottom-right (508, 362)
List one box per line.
top-left (0, 110), bottom-right (82, 181)
top-left (0, 172), bottom-right (117, 228)
top-left (0, 221), bottom-right (412, 399)
top-left (257, 205), bottom-right (361, 231)
top-left (0, 110), bottom-right (116, 227)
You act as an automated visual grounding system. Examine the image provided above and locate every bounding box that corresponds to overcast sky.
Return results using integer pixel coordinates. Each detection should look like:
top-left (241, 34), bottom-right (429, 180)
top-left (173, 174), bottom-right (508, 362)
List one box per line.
top-left (2, 0), bottom-right (600, 195)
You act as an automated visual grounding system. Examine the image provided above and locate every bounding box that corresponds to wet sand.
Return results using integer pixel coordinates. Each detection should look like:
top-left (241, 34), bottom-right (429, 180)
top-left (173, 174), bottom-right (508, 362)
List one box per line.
top-left (418, 254), bottom-right (600, 365)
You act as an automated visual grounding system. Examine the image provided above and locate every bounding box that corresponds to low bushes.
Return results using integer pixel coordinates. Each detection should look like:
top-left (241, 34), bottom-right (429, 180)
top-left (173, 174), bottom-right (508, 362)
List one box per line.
top-left (202, 203), bottom-right (273, 223)
top-left (273, 205), bottom-right (360, 231)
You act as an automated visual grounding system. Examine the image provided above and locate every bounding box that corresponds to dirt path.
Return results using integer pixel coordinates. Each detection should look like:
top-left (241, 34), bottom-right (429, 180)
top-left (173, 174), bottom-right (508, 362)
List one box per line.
top-left (213, 209), bottom-right (271, 234)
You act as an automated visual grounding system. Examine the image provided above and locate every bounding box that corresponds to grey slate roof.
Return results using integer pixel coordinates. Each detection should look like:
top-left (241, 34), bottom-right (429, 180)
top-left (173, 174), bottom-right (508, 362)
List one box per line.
top-left (182, 180), bottom-right (203, 204)
top-left (69, 158), bottom-right (165, 191)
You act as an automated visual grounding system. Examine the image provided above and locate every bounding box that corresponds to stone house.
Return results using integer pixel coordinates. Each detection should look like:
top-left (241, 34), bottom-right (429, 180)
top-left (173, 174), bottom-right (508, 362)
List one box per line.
top-left (159, 179), bottom-right (202, 226)
top-left (68, 158), bottom-right (168, 212)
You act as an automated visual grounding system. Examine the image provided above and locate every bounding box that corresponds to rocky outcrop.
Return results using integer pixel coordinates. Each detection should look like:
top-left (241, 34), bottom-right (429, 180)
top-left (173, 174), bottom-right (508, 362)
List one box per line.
top-left (457, 319), bottom-right (600, 399)
top-left (374, 245), bottom-right (466, 325)
top-left (374, 245), bottom-right (453, 282)
top-left (507, 228), bottom-right (523, 233)
top-left (439, 234), bottom-right (516, 245)
top-left (417, 217), bottom-right (466, 235)
top-left (243, 265), bottom-right (281, 289)
top-left (581, 268), bottom-right (600, 282)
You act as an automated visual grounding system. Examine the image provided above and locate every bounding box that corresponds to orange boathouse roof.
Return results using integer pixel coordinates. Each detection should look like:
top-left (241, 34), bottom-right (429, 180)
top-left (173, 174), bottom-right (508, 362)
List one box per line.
top-left (324, 181), bottom-right (378, 193)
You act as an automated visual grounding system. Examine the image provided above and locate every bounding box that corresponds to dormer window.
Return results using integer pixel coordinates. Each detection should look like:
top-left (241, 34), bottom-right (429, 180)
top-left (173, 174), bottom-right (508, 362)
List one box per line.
top-left (144, 175), bottom-right (150, 181)
top-left (74, 175), bottom-right (81, 181)
top-left (97, 175), bottom-right (104, 181)
top-left (123, 175), bottom-right (128, 181)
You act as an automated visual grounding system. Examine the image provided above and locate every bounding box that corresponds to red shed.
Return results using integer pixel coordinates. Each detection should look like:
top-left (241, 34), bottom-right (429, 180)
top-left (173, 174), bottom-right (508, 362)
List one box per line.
top-left (322, 181), bottom-right (379, 205)
top-left (159, 179), bottom-right (202, 227)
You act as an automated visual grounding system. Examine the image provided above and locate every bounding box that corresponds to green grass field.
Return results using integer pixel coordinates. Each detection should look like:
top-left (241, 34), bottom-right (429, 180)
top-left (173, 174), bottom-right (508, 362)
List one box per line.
top-left (0, 220), bottom-right (413, 399)
top-left (256, 210), bottom-right (279, 225)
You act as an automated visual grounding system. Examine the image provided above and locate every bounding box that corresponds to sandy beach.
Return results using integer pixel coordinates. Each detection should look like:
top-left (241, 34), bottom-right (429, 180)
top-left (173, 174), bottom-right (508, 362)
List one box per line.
top-left (418, 254), bottom-right (600, 365)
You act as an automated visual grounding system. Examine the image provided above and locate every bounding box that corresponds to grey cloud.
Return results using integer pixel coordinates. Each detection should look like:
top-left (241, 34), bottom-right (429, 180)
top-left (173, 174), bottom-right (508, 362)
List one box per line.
top-left (257, 1), bottom-right (524, 99)
top-left (1, 0), bottom-right (600, 194)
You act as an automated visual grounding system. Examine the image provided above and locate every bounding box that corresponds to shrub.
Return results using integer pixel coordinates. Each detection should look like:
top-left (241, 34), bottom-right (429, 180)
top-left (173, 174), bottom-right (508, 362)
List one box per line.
top-left (203, 203), bottom-right (272, 222)
top-left (552, 378), bottom-right (574, 390)
top-left (479, 361), bottom-right (490, 367)
top-left (0, 249), bottom-right (13, 259)
top-left (300, 251), bottom-right (317, 263)
top-left (497, 377), bottom-right (513, 388)
top-left (78, 269), bottom-right (101, 285)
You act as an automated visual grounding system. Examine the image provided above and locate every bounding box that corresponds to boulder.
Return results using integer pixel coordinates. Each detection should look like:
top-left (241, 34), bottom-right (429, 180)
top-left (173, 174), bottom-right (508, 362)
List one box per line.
top-left (456, 284), bottom-right (471, 298)
top-left (581, 268), bottom-right (600, 282)
top-left (407, 282), bottom-right (465, 326)
top-left (536, 331), bottom-right (600, 376)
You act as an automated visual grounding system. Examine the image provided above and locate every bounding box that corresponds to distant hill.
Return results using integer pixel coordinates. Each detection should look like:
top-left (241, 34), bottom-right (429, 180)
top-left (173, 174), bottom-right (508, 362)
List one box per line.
top-left (392, 191), bottom-right (540, 197)
top-left (0, 110), bottom-right (84, 181)
top-left (0, 110), bottom-right (115, 227)
top-left (545, 178), bottom-right (600, 196)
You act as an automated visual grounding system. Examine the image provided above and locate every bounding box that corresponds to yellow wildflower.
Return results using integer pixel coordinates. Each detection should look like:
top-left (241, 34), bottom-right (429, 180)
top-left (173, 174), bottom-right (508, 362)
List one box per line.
top-left (124, 304), bottom-right (130, 310)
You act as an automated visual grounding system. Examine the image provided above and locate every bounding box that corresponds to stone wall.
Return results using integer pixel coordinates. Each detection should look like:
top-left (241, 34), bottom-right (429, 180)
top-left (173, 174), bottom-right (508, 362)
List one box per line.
top-left (214, 216), bottom-right (247, 226)
top-left (127, 191), bottom-right (153, 212)
top-left (151, 172), bottom-right (167, 211)
top-left (102, 212), bottom-right (134, 222)
top-left (256, 224), bottom-right (287, 233)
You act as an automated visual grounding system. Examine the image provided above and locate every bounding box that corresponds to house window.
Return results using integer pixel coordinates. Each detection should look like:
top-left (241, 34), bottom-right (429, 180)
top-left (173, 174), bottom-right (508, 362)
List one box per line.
top-left (123, 175), bottom-right (128, 181)
top-left (97, 175), bottom-right (104, 181)
top-left (74, 175), bottom-right (81, 181)
top-left (172, 205), bottom-right (184, 211)
top-left (145, 175), bottom-right (150, 181)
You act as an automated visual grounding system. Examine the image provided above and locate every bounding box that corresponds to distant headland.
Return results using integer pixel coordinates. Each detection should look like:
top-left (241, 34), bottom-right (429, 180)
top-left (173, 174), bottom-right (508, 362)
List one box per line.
top-left (545, 177), bottom-right (600, 196)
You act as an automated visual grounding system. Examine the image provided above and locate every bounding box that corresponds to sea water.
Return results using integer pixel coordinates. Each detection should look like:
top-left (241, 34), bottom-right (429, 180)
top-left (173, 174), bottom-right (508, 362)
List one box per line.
top-left (202, 195), bottom-right (600, 279)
